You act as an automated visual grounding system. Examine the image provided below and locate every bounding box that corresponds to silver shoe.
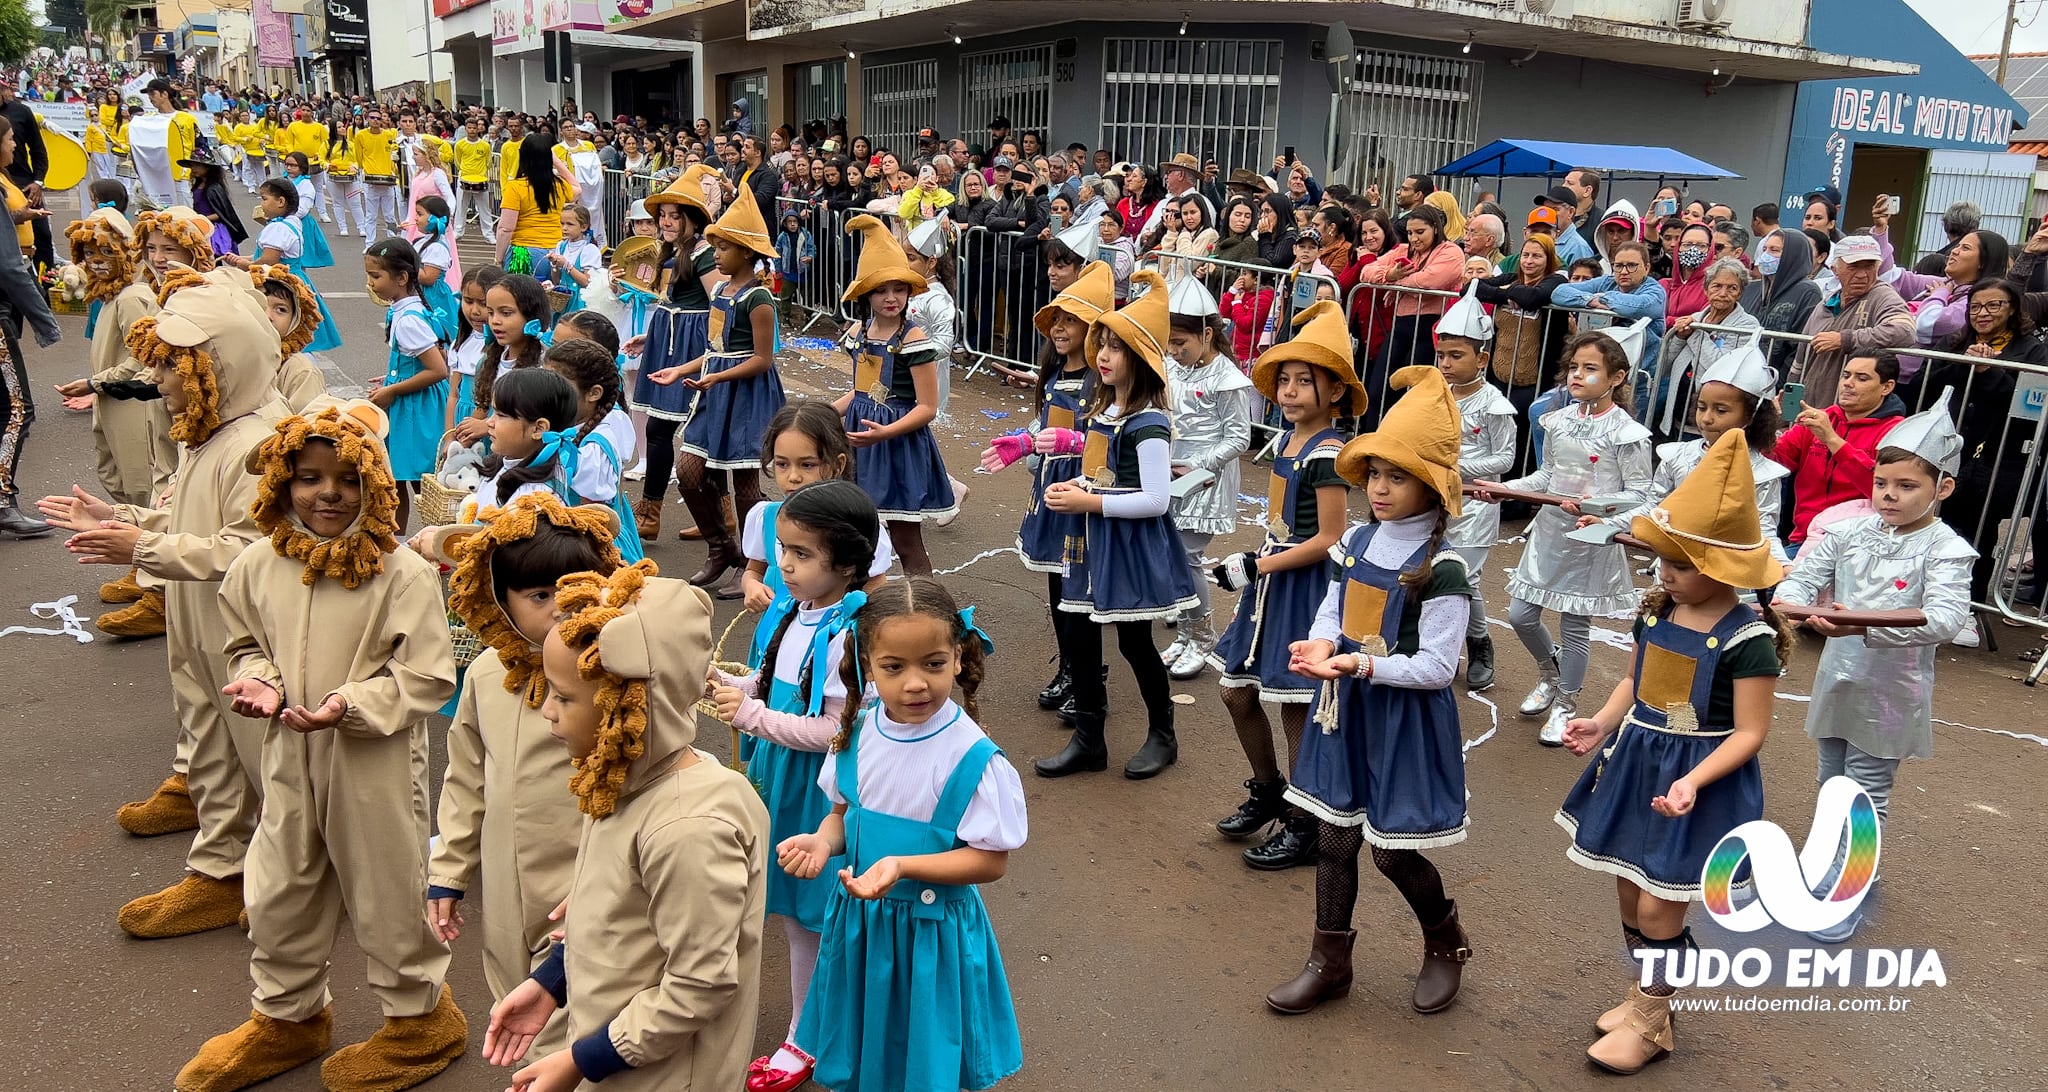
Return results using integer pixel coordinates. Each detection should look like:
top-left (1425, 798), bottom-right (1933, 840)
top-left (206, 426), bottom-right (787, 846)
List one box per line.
top-left (1539, 690), bottom-right (1578, 747)
top-left (1519, 655), bottom-right (1562, 717)
top-left (1160, 633), bottom-right (1190, 666)
top-left (1168, 641), bottom-right (1210, 680)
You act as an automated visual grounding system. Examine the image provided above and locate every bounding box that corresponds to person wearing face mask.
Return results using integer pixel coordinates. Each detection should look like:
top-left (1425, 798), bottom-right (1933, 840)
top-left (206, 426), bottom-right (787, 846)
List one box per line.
top-left (1658, 222), bottom-right (1716, 324)
top-left (1739, 229), bottom-right (1824, 378)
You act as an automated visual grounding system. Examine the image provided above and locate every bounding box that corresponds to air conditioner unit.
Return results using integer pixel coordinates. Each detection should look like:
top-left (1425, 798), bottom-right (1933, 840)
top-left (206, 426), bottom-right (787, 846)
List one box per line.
top-left (1676, 0), bottom-right (1731, 32)
top-left (1523, 0), bottom-right (1572, 15)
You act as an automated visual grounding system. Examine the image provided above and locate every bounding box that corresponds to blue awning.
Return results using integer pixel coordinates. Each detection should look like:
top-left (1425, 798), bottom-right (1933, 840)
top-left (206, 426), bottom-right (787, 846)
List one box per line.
top-left (1433, 139), bottom-right (1741, 181)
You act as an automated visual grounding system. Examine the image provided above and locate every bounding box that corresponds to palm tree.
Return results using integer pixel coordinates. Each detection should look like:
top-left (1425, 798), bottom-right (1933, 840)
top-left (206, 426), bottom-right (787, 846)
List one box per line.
top-left (83, 0), bottom-right (126, 37)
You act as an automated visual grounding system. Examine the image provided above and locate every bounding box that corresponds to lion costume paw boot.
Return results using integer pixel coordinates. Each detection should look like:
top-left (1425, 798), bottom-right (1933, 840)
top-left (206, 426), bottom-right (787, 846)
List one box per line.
top-left (118, 872), bottom-right (245, 939)
top-left (117, 772), bottom-right (199, 836)
top-left (100, 566), bottom-right (146, 604)
top-left (320, 984), bottom-right (468, 1092)
top-left (174, 1007), bottom-right (332, 1092)
top-left (97, 586), bottom-right (166, 638)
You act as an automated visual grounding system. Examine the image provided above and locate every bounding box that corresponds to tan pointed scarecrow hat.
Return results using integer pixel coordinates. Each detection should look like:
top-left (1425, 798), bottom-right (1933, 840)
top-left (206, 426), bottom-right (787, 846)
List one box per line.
top-left (1034, 259), bottom-right (1114, 335)
top-left (842, 213), bottom-right (928, 301)
top-left (1336, 364), bottom-right (1464, 516)
top-left (1249, 300), bottom-right (1369, 417)
top-left (1086, 269), bottom-right (1171, 379)
top-left (1630, 430), bottom-right (1782, 590)
top-left (706, 181), bottom-right (777, 259)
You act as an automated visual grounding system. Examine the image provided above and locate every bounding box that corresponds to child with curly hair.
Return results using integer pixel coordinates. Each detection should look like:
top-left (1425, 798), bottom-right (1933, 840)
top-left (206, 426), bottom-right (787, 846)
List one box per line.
top-left (483, 565), bottom-right (770, 1091)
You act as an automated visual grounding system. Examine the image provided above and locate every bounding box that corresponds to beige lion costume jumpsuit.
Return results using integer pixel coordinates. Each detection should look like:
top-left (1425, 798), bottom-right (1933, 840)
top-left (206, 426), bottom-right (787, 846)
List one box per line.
top-left (176, 399), bottom-right (466, 1092)
top-left (110, 279), bottom-right (288, 939)
top-left (64, 207), bottom-right (159, 507)
top-left (425, 496), bottom-right (622, 1051)
top-left (530, 568), bottom-right (768, 1091)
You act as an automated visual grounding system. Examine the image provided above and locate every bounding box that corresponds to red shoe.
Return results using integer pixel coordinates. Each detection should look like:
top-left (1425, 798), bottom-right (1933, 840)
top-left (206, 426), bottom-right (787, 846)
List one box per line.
top-left (746, 1043), bottom-right (816, 1092)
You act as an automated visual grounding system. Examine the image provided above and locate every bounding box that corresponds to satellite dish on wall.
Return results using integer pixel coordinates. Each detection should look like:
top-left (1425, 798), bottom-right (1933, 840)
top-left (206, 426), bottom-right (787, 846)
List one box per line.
top-left (1321, 23), bottom-right (1354, 93)
top-left (1524, 0), bottom-right (1562, 14)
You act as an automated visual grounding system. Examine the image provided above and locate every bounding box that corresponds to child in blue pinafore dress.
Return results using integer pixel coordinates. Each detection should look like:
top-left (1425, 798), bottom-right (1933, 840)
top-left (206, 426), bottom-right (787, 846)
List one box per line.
top-left (365, 238), bottom-right (453, 526)
top-left (1555, 429), bottom-right (1788, 1076)
top-left (1267, 366), bottom-right (1480, 1024)
top-left (628, 166), bottom-right (721, 538)
top-left (541, 337), bottom-right (644, 564)
top-left (1209, 300), bottom-right (1363, 871)
top-left (1036, 270), bottom-right (1201, 781)
top-left (742, 401), bottom-right (897, 672)
top-left (782, 577), bottom-right (1026, 1092)
top-left (412, 195), bottom-right (461, 342)
top-left (837, 213), bottom-right (957, 576)
top-left (709, 480), bottom-right (884, 1092)
top-left (445, 267), bottom-right (497, 428)
top-left (285, 154), bottom-right (334, 269)
top-left (977, 260), bottom-right (1112, 721)
top-left (249, 178), bottom-right (342, 352)
top-left (552, 204), bottom-right (601, 316)
top-left (648, 184), bottom-right (785, 599)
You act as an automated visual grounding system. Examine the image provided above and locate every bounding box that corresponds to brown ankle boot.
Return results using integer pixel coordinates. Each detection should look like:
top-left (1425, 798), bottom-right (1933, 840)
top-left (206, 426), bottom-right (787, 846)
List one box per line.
top-left (320, 984), bottom-right (468, 1092)
top-left (174, 1006), bottom-right (333, 1092)
top-left (682, 490), bottom-right (740, 586)
top-left (1586, 985), bottom-right (1674, 1074)
top-left (632, 498), bottom-right (662, 542)
top-left (1412, 902), bottom-right (1472, 1013)
top-left (1266, 928), bottom-right (1355, 1015)
top-left (118, 772), bottom-right (199, 836)
top-left (101, 566), bottom-right (145, 604)
top-left (97, 587), bottom-right (166, 638)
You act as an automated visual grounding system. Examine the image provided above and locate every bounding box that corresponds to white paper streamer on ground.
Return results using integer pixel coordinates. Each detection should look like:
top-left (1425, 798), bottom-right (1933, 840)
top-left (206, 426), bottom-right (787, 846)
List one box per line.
top-left (1462, 689), bottom-right (1499, 756)
top-left (1, 596), bottom-right (95, 644)
top-left (936, 546), bottom-right (1022, 576)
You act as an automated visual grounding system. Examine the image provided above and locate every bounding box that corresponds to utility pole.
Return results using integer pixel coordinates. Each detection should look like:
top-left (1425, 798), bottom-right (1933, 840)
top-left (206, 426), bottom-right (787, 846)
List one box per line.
top-left (1999, 0), bottom-right (2022, 86)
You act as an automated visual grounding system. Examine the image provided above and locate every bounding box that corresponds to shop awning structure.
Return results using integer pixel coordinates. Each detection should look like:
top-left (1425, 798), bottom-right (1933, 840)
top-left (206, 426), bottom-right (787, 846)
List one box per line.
top-left (1433, 139), bottom-right (1741, 182)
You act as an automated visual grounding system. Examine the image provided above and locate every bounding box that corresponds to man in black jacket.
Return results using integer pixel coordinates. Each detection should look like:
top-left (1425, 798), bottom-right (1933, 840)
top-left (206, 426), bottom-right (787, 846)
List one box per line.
top-left (0, 83), bottom-right (51, 273)
top-left (967, 156), bottom-right (1048, 358)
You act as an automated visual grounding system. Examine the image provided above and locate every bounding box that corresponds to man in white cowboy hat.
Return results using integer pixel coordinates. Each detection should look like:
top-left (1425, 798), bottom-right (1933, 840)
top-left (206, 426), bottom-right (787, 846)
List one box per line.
top-left (1141, 152), bottom-right (1215, 242)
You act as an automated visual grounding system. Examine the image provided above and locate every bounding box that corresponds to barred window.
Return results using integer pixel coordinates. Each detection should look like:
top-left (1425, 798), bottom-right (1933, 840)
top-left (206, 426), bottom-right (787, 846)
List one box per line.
top-left (1330, 49), bottom-right (1481, 202)
top-left (862, 58), bottom-right (938, 159)
top-left (794, 60), bottom-right (847, 128)
top-left (961, 45), bottom-right (1054, 149)
top-left (1099, 38), bottom-right (1283, 176)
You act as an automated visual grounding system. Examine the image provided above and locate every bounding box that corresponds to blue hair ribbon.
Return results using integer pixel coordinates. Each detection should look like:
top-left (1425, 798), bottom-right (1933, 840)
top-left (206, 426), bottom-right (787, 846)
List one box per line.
top-left (533, 427), bottom-right (577, 469)
top-left (427, 214), bottom-right (449, 235)
top-left (96, 200), bottom-right (118, 209)
top-left (958, 605), bottom-right (996, 656)
top-left (804, 590), bottom-right (868, 715)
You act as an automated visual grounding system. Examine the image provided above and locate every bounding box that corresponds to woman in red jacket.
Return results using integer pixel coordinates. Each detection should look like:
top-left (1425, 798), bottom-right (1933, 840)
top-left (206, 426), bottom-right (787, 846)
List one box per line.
top-left (1659, 222), bottom-right (1714, 323)
top-left (1772, 350), bottom-right (1908, 551)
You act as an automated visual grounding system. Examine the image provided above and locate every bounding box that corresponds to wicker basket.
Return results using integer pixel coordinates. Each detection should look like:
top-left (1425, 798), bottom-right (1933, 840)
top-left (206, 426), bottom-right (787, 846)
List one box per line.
top-left (417, 430), bottom-right (469, 526)
top-left (547, 288), bottom-right (573, 315)
top-left (695, 612), bottom-right (753, 771)
top-left (449, 612), bottom-right (485, 669)
top-left (49, 290), bottom-right (90, 314)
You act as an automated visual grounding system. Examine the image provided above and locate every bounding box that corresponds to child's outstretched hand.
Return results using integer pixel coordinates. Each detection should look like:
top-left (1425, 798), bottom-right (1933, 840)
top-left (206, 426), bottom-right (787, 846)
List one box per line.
top-left (1288, 638), bottom-right (1337, 678)
top-left (980, 430), bottom-right (1032, 473)
top-left (36, 485), bottom-right (115, 531)
top-left (428, 895), bottom-right (464, 942)
top-left (647, 365), bottom-right (687, 385)
top-left (1652, 777), bottom-right (1698, 818)
top-left (778, 833), bottom-right (834, 880)
top-left (1802, 602), bottom-right (1867, 638)
top-left (710, 683), bottom-right (746, 723)
top-left (507, 1051), bottom-right (582, 1092)
top-left (1561, 717), bottom-right (1607, 756)
top-left (622, 334), bottom-right (648, 357)
top-left (280, 693), bottom-right (348, 734)
top-left (839, 855), bottom-right (902, 900)
top-left (222, 678), bottom-right (283, 720)
top-left (65, 520), bottom-right (144, 565)
top-left (483, 977), bottom-right (559, 1068)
